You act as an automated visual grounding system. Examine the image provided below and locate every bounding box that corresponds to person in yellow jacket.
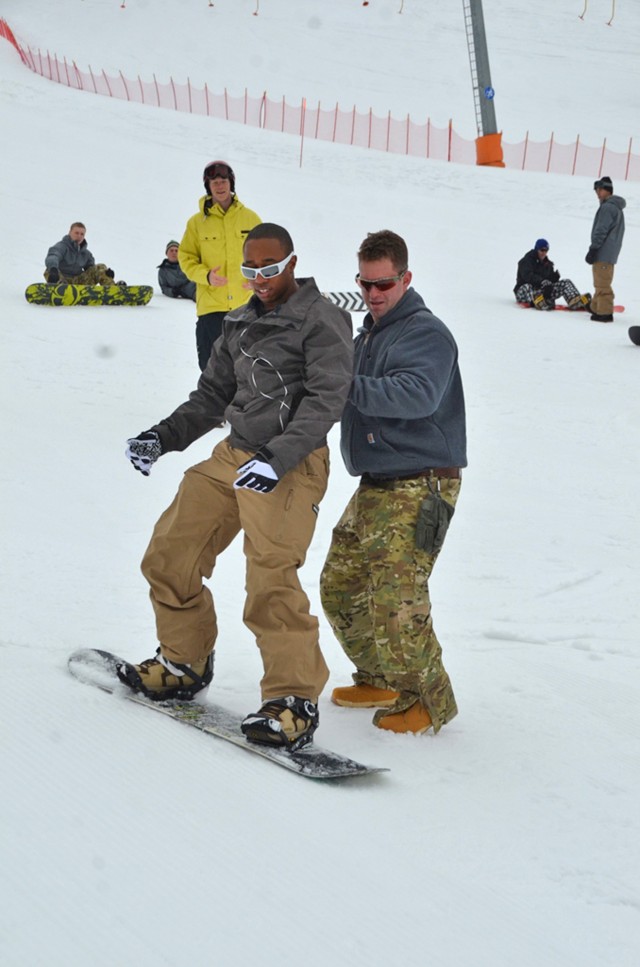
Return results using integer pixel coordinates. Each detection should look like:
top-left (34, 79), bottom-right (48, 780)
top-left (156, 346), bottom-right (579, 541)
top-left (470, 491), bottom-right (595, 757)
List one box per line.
top-left (179, 160), bottom-right (261, 369)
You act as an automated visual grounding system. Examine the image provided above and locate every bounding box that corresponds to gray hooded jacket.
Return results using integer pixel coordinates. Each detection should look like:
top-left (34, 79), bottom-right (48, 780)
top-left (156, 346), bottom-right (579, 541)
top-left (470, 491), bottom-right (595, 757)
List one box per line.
top-left (157, 258), bottom-right (196, 300)
top-left (590, 194), bottom-right (626, 264)
top-left (340, 288), bottom-right (467, 478)
top-left (151, 278), bottom-right (354, 478)
top-left (45, 235), bottom-right (96, 276)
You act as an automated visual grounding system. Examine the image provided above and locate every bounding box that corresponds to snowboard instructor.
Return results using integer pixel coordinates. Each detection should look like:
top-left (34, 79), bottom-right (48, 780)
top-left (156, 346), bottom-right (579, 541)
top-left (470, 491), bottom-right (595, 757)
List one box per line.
top-left (122, 223), bottom-right (354, 752)
top-left (320, 230), bottom-right (466, 736)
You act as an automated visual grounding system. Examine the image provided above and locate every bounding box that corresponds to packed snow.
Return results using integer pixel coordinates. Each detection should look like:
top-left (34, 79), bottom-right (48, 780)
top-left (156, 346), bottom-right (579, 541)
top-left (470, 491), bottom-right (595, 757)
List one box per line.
top-left (1, 2), bottom-right (639, 966)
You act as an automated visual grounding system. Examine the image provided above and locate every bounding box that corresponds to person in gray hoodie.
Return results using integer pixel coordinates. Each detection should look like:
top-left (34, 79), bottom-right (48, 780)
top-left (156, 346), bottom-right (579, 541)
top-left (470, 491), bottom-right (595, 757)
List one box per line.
top-left (585, 176), bottom-right (626, 322)
top-left (121, 223), bottom-right (353, 752)
top-left (44, 222), bottom-right (121, 285)
top-left (321, 230), bottom-right (467, 737)
top-left (157, 240), bottom-right (196, 301)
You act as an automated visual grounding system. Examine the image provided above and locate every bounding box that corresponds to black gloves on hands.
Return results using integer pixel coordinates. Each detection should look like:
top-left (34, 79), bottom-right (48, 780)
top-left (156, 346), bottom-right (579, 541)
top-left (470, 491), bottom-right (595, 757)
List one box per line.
top-left (48, 268), bottom-right (60, 284)
top-left (125, 431), bottom-right (162, 476)
top-left (585, 248), bottom-right (597, 265)
top-left (234, 448), bottom-right (279, 494)
top-left (105, 268), bottom-right (115, 279)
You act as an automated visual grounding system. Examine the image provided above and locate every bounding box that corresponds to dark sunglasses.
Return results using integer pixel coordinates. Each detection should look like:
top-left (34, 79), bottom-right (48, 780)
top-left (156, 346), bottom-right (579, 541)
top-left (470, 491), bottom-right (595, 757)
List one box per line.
top-left (355, 270), bottom-right (406, 292)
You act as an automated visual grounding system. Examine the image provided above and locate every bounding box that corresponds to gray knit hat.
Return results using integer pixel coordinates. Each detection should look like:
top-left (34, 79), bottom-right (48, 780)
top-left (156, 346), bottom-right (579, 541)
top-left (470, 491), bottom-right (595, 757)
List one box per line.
top-left (166, 240), bottom-right (180, 253)
top-left (593, 176), bottom-right (613, 193)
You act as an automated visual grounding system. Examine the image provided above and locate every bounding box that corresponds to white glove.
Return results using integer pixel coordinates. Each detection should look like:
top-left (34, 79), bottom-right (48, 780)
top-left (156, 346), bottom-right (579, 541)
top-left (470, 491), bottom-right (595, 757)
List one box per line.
top-left (234, 450), bottom-right (279, 494)
top-left (125, 431), bottom-right (162, 476)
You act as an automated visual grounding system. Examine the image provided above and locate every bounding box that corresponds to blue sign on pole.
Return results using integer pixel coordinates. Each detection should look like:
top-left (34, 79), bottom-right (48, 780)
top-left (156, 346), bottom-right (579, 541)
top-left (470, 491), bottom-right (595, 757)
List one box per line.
top-left (484, 86), bottom-right (495, 100)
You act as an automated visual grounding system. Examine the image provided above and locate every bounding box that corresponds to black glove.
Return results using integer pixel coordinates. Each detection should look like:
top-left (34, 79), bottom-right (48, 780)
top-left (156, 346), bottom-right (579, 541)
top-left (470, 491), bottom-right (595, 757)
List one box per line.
top-left (125, 431), bottom-right (162, 476)
top-left (234, 448), bottom-right (279, 494)
top-left (585, 248), bottom-right (597, 265)
top-left (105, 268), bottom-right (115, 279)
top-left (48, 268), bottom-right (60, 284)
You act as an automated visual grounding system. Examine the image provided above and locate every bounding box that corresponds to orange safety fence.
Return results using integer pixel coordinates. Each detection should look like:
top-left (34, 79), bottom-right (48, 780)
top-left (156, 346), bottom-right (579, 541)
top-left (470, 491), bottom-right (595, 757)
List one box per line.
top-left (1, 19), bottom-right (638, 181)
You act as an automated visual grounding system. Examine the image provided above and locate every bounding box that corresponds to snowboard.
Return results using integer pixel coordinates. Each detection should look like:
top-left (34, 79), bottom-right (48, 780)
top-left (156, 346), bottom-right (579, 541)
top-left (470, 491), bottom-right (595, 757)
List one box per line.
top-left (322, 291), bottom-right (366, 312)
top-left (25, 283), bottom-right (153, 306)
top-left (629, 326), bottom-right (640, 346)
top-left (517, 302), bottom-right (624, 313)
top-left (68, 649), bottom-right (388, 781)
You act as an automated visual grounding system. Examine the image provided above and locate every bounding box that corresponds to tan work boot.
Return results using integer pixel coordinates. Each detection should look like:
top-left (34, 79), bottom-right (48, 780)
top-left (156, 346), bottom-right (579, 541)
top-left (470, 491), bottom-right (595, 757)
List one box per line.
top-left (331, 683), bottom-right (399, 708)
top-left (375, 702), bottom-right (432, 735)
top-left (116, 648), bottom-right (213, 701)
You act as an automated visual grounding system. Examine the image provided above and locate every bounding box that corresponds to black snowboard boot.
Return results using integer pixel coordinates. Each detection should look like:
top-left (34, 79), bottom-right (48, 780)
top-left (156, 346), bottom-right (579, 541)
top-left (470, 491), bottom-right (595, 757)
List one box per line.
top-left (241, 696), bottom-right (319, 751)
top-left (590, 312), bottom-right (614, 322)
top-left (116, 648), bottom-right (214, 701)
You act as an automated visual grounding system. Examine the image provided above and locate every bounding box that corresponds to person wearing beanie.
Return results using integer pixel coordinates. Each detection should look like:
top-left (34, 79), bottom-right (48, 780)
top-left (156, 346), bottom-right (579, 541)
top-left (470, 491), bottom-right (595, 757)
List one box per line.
top-left (585, 176), bottom-right (626, 322)
top-left (157, 240), bottom-right (196, 301)
top-left (514, 239), bottom-right (591, 312)
top-left (178, 160), bottom-right (261, 369)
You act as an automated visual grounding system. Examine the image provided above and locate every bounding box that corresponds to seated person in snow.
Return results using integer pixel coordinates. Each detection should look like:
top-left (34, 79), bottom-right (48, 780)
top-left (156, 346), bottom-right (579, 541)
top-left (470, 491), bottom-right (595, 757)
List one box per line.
top-left (157, 241), bottom-right (196, 301)
top-left (514, 238), bottom-right (590, 311)
top-left (44, 222), bottom-right (124, 286)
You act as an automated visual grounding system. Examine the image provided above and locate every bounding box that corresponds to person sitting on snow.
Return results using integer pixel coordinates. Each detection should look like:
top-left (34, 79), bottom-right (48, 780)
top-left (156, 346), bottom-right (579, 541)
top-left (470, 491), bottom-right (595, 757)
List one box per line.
top-left (157, 240), bottom-right (196, 301)
top-left (44, 222), bottom-right (124, 286)
top-left (514, 238), bottom-right (590, 311)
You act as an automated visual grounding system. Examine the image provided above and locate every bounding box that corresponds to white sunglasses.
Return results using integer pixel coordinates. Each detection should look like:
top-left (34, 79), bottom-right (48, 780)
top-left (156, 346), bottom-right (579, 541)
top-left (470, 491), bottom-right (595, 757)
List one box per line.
top-left (240, 251), bottom-right (295, 280)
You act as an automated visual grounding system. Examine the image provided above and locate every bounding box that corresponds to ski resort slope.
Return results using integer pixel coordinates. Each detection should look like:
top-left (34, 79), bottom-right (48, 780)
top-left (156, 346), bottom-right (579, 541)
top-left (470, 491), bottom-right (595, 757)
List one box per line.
top-left (1, 3), bottom-right (639, 966)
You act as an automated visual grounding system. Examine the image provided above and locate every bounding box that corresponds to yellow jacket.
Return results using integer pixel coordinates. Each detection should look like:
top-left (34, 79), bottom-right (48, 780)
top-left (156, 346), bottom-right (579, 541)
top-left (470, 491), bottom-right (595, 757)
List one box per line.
top-left (179, 195), bottom-right (261, 315)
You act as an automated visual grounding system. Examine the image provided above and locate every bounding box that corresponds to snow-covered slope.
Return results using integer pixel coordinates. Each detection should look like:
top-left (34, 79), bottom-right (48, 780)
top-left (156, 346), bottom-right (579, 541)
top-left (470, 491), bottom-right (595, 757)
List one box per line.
top-left (1, 3), bottom-right (639, 966)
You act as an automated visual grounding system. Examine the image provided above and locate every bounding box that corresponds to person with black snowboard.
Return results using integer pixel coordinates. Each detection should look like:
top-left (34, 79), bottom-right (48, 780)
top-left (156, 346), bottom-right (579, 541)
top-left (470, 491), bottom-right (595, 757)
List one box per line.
top-left (122, 223), bottom-right (354, 752)
top-left (514, 238), bottom-right (590, 311)
top-left (157, 240), bottom-right (196, 301)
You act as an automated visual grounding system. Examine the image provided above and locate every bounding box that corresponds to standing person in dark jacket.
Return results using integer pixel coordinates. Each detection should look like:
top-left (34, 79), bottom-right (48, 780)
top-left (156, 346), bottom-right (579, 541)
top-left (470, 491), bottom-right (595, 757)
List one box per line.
top-left (44, 222), bottom-right (123, 285)
top-left (586, 176), bottom-right (626, 323)
top-left (514, 239), bottom-right (590, 311)
top-left (157, 241), bottom-right (196, 301)
top-left (179, 160), bottom-right (261, 370)
top-left (320, 230), bottom-right (466, 736)
top-left (122, 224), bottom-right (354, 752)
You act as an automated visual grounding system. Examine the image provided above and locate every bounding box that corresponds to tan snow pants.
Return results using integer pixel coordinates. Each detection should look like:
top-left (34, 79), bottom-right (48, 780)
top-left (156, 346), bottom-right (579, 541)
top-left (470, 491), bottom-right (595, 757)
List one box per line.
top-left (141, 438), bottom-right (330, 702)
top-left (591, 261), bottom-right (615, 315)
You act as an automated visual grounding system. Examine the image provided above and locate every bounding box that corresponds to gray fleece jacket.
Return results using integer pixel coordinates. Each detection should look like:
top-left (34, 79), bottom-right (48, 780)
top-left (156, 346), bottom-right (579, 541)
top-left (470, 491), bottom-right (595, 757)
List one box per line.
top-left (590, 194), bottom-right (626, 264)
top-left (45, 235), bottom-right (96, 276)
top-left (151, 278), bottom-right (354, 478)
top-left (340, 288), bottom-right (467, 477)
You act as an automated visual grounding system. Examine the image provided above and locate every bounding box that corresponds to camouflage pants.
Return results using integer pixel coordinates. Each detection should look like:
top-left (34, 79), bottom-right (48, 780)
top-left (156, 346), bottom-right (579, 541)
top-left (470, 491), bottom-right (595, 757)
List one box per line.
top-left (44, 263), bottom-right (114, 285)
top-left (320, 475), bottom-right (461, 732)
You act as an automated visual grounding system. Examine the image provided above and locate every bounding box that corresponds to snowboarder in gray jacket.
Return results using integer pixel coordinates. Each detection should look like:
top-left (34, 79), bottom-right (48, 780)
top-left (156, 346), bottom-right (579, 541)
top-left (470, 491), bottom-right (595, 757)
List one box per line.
top-left (44, 222), bottom-right (119, 285)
